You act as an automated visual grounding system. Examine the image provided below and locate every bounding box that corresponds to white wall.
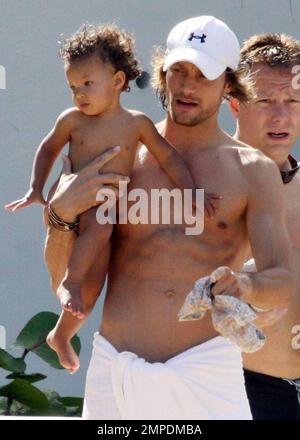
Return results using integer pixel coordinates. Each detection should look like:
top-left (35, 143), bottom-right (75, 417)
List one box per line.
top-left (1, 0), bottom-right (300, 398)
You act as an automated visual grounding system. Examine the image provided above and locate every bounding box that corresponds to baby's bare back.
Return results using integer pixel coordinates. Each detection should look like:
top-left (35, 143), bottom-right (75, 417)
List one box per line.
top-left (69, 108), bottom-right (140, 175)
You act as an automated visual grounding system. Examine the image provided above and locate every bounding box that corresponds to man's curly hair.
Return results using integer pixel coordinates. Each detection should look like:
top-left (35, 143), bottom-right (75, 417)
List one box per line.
top-left (151, 47), bottom-right (254, 110)
top-left (59, 24), bottom-right (141, 91)
top-left (240, 33), bottom-right (300, 69)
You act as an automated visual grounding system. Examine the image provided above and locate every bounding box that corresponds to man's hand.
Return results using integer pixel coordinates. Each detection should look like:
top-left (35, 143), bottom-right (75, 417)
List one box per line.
top-left (50, 146), bottom-right (129, 222)
top-left (210, 266), bottom-right (288, 329)
top-left (210, 266), bottom-right (252, 300)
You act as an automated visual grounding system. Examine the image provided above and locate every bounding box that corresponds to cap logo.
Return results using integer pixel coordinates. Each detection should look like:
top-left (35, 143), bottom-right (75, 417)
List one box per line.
top-left (188, 33), bottom-right (207, 43)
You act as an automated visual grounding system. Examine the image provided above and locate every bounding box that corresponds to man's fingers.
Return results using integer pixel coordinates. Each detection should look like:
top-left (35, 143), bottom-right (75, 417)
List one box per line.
top-left (100, 185), bottom-right (121, 199)
top-left (210, 266), bottom-right (232, 283)
top-left (87, 146), bottom-right (121, 173)
top-left (91, 185), bottom-right (120, 208)
top-left (253, 308), bottom-right (288, 328)
top-left (94, 172), bottom-right (130, 188)
top-left (211, 277), bottom-right (236, 296)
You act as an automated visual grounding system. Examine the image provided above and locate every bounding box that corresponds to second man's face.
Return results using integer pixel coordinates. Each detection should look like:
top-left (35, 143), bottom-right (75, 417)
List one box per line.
top-left (235, 63), bottom-right (300, 160)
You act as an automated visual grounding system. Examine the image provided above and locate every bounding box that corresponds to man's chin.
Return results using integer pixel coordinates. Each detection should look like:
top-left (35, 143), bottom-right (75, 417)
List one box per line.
top-left (261, 142), bottom-right (293, 158)
top-left (172, 113), bottom-right (201, 127)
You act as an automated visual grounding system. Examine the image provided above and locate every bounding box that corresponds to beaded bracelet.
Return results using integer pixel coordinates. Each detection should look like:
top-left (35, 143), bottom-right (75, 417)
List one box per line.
top-left (47, 203), bottom-right (79, 232)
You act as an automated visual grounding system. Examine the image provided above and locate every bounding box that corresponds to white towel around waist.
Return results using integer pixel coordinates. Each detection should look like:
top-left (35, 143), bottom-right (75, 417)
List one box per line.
top-left (86, 332), bottom-right (252, 420)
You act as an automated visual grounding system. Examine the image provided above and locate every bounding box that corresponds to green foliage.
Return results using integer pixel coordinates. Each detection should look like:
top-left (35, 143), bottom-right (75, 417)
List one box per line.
top-left (14, 311), bottom-right (81, 369)
top-left (0, 312), bottom-right (83, 417)
top-left (0, 350), bottom-right (26, 373)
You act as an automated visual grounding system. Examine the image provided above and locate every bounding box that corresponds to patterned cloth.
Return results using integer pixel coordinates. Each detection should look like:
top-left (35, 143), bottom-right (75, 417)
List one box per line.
top-left (178, 276), bottom-right (266, 353)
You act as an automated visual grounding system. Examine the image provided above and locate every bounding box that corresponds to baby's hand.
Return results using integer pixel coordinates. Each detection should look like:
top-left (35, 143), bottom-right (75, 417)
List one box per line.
top-left (4, 189), bottom-right (46, 212)
top-left (192, 190), bottom-right (222, 219)
top-left (204, 192), bottom-right (222, 219)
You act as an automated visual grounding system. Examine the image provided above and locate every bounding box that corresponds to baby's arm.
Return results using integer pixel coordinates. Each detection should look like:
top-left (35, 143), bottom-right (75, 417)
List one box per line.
top-left (136, 113), bottom-right (222, 217)
top-left (137, 113), bottom-right (195, 191)
top-left (5, 108), bottom-right (75, 212)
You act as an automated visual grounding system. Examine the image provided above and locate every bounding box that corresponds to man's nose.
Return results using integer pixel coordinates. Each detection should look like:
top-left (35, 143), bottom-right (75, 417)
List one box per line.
top-left (181, 75), bottom-right (197, 93)
top-left (271, 104), bottom-right (289, 123)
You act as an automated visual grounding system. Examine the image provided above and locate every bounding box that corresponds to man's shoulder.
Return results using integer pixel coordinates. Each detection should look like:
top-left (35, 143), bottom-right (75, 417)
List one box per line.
top-left (236, 145), bottom-right (282, 192)
top-left (219, 138), bottom-right (281, 192)
top-left (226, 140), bottom-right (277, 173)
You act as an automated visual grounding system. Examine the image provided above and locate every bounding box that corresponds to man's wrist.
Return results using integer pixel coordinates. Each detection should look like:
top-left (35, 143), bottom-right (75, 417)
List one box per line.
top-left (47, 203), bottom-right (79, 232)
top-left (239, 272), bottom-right (254, 303)
top-left (49, 198), bottom-right (77, 223)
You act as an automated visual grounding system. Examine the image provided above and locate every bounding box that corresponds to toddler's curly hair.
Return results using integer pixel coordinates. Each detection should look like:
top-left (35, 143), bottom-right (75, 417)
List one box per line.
top-left (60, 23), bottom-right (141, 91)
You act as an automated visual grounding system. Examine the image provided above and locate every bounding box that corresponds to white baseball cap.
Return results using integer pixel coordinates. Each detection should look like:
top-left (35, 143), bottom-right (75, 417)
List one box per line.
top-left (163, 16), bottom-right (240, 80)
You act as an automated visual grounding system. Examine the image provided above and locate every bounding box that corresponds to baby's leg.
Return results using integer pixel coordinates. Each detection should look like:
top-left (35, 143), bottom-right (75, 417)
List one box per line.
top-left (47, 243), bottom-right (109, 373)
top-left (57, 207), bottom-right (113, 318)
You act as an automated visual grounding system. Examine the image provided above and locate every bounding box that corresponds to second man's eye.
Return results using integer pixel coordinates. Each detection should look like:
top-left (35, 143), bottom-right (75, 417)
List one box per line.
top-left (85, 81), bottom-right (93, 86)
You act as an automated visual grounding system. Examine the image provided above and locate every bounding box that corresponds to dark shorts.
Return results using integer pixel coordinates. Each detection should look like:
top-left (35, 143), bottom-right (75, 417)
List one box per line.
top-left (244, 369), bottom-right (300, 420)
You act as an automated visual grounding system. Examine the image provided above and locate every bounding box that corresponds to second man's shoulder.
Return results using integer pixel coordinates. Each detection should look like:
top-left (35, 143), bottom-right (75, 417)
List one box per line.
top-left (232, 143), bottom-right (281, 187)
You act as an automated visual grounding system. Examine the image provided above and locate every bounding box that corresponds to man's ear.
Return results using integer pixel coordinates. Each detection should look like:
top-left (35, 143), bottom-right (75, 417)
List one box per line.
top-left (114, 71), bottom-right (126, 90)
top-left (229, 97), bottom-right (240, 119)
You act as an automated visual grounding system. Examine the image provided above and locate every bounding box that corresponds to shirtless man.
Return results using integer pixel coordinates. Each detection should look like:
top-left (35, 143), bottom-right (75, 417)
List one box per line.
top-left (230, 33), bottom-right (300, 420)
top-left (44, 17), bottom-right (293, 420)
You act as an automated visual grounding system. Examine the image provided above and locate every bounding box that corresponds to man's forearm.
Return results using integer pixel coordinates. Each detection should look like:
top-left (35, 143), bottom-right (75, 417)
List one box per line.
top-left (242, 266), bottom-right (294, 309)
top-left (43, 209), bottom-right (75, 292)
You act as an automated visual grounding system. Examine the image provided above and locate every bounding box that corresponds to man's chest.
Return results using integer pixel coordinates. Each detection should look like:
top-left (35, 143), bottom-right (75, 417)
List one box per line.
top-left (117, 148), bottom-right (248, 241)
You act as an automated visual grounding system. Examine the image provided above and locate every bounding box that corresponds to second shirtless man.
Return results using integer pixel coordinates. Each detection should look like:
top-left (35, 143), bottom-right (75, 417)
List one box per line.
top-left (231, 32), bottom-right (300, 420)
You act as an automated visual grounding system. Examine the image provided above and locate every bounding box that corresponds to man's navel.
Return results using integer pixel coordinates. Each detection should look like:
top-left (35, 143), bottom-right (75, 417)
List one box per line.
top-left (164, 289), bottom-right (175, 298)
top-left (217, 221), bottom-right (228, 230)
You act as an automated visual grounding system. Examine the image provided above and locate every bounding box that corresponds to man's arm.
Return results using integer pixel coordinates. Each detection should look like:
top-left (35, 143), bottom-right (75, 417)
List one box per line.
top-left (43, 179), bottom-right (76, 291)
top-left (244, 154), bottom-right (294, 307)
top-left (44, 147), bottom-right (127, 290)
top-left (211, 151), bottom-right (294, 309)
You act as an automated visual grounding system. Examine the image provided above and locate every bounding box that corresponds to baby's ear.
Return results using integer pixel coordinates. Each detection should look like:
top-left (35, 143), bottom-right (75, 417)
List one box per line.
top-left (114, 71), bottom-right (126, 90)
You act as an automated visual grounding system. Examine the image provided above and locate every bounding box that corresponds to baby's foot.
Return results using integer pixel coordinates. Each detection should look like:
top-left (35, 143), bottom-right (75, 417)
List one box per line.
top-left (47, 329), bottom-right (80, 374)
top-left (57, 281), bottom-right (85, 319)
